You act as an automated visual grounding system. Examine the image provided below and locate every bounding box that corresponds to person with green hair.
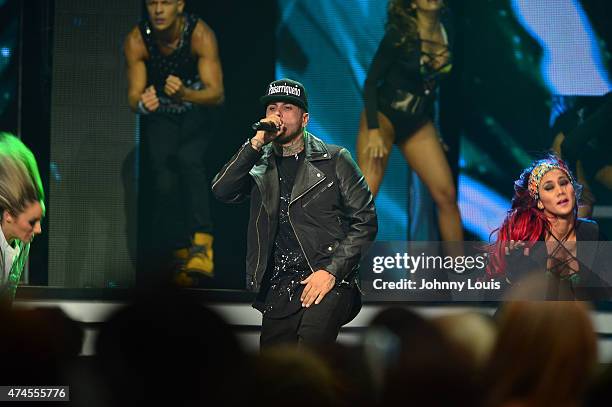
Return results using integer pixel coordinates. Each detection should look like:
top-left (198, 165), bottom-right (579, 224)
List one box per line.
top-left (0, 132), bottom-right (45, 303)
top-left (0, 132), bottom-right (45, 213)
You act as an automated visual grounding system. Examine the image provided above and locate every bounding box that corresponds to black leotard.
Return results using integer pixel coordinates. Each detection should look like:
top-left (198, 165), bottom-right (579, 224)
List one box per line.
top-left (363, 22), bottom-right (453, 142)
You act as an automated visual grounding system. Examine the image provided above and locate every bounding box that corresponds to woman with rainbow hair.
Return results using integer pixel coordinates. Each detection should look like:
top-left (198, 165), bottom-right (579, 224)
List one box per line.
top-left (487, 154), bottom-right (612, 300)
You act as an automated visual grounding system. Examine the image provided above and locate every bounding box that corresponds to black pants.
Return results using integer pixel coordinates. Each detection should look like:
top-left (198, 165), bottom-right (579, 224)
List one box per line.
top-left (260, 285), bottom-right (361, 348)
top-left (140, 107), bottom-right (213, 261)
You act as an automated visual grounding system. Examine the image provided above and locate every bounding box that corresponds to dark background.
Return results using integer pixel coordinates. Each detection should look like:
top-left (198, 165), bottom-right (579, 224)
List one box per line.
top-left (0, 0), bottom-right (277, 288)
top-left (0, 0), bottom-right (610, 289)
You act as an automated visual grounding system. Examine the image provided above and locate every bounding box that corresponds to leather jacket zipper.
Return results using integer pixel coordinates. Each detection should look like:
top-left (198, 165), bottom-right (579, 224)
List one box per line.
top-left (302, 181), bottom-right (334, 207)
top-left (288, 176), bottom-right (326, 272)
top-left (253, 202), bottom-right (263, 287)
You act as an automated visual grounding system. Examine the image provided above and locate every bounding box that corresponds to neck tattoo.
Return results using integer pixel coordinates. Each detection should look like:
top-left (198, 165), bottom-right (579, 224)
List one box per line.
top-left (281, 136), bottom-right (305, 157)
top-left (274, 134), bottom-right (305, 157)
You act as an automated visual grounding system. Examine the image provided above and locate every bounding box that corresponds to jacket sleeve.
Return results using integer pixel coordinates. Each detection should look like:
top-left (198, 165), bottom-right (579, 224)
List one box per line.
top-left (211, 140), bottom-right (262, 204)
top-left (504, 249), bottom-right (541, 284)
top-left (325, 148), bottom-right (378, 281)
top-left (364, 27), bottom-right (401, 130)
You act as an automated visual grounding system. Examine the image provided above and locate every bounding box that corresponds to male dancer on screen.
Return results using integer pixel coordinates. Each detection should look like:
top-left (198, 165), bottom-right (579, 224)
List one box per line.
top-left (124, 0), bottom-right (224, 285)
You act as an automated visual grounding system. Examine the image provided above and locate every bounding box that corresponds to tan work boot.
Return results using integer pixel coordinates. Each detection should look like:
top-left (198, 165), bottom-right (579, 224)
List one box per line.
top-left (173, 270), bottom-right (194, 287)
top-left (173, 247), bottom-right (190, 263)
top-left (185, 232), bottom-right (214, 278)
top-left (172, 248), bottom-right (194, 287)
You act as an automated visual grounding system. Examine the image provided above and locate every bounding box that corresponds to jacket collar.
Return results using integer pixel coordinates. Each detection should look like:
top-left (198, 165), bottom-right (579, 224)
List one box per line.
top-left (303, 131), bottom-right (331, 162)
top-left (260, 131), bottom-right (331, 163)
top-left (289, 132), bottom-right (331, 202)
top-left (250, 131), bottom-right (333, 214)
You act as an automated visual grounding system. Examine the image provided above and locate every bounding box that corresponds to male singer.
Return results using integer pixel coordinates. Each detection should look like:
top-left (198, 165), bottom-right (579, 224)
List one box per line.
top-left (124, 0), bottom-right (223, 283)
top-left (212, 78), bottom-right (377, 346)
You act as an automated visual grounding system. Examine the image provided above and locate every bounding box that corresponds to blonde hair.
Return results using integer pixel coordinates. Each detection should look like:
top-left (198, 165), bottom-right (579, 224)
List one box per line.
top-left (0, 132), bottom-right (45, 215)
top-left (0, 155), bottom-right (40, 218)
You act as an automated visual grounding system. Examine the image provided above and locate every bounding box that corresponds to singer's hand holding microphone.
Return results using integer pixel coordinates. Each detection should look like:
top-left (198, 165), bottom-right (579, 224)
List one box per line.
top-left (250, 116), bottom-right (284, 151)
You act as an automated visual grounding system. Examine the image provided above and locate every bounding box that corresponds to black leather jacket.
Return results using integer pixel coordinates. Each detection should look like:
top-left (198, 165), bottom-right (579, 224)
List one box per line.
top-left (212, 132), bottom-right (378, 291)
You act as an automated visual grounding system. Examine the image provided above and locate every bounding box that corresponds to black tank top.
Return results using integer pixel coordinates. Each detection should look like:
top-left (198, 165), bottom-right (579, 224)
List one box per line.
top-left (138, 13), bottom-right (202, 114)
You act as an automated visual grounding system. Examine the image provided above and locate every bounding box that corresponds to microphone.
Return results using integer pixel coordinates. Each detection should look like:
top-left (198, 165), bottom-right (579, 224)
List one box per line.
top-left (251, 121), bottom-right (279, 132)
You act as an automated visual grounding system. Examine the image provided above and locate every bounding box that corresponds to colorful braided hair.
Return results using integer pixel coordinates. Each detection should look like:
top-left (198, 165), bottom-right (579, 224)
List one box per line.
top-left (486, 154), bottom-right (581, 278)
